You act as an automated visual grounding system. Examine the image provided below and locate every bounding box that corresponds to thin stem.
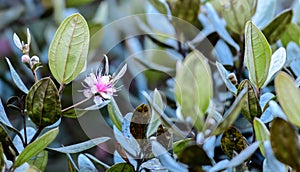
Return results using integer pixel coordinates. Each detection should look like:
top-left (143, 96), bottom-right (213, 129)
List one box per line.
top-left (31, 69), bottom-right (38, 82)
top-left (58, 84), bottom-right (65, 96)
top-left (21, 112), bottom-right (27, 146)
top-left (61, 96), bottom-right (92, 113)
top-left (29, 126), bottom-right (44, 144)
top-left (236, 34), bottom-right (245, 81)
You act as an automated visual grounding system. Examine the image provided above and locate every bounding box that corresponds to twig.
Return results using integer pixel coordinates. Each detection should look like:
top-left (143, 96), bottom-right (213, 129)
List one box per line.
top-left (29, 126), bottom-right (44, 144)
top-left (61, 96), bottom-right (92, 113)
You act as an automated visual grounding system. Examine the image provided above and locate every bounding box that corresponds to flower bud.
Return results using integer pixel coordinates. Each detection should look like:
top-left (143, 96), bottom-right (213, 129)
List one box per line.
top-left (30, 55), bottom-right (40, 65)
top-left (21, 55), bottom-right (30, 64)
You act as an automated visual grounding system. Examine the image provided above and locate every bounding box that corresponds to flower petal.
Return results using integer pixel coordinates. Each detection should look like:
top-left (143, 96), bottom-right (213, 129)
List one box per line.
top-left (93, 96), bottom-right (103, 105)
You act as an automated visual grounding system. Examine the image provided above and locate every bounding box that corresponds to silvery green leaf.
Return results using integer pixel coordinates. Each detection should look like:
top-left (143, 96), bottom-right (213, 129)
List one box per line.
top-left (152, 141), bottom-right (188, 172)
top-left (13, 127), bottom-right (36, 153)
top-left (259, 93), bottom-right (275, 110)
top-left (264, 141), bottom-right (286, 172)
top-left (216, 62), bottom-right (237, 94)
top-left (251, 0), bottom-right (276, 29)
top-left (268, 100), bottom-right (287, 120)
top-left (214, 40), bottom-right (234, 66)
top-left (78, 154), bottom-right (97, 172)
top-left (209, 159), bottom-right (230, 172)
top-left (263, 47), bottom-right (286, 87)
top-left (287, 42), bottom-right (300, 77)
top-left (84, 153), bottom-right (110, 169)
top-left (205, 3), bottom-right (240, 51)
top-left (13, 33), bottom-right (22, 50)
top-left (0, 99), bottom-right (14, 128)
top-left (260, 108), bottom-right (273, 123)
top-left (203, 136), bottom-right (216, 159)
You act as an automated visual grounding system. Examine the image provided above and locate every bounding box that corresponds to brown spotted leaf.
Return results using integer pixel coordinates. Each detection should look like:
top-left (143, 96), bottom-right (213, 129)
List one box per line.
top-left (156, 125), bottom-right (172, 151)
top-left (130, 104), bottom-right (151, 148)
top-left (221, 127), bottom-right (248, 158)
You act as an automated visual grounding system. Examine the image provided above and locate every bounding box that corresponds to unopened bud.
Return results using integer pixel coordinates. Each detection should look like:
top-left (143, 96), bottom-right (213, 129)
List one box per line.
top-left (227, 72), bottom-right (238, 85)
top-left (21, 55), bottom-right (30, 64)
top-left (31, 55), bottom-right (40, 65)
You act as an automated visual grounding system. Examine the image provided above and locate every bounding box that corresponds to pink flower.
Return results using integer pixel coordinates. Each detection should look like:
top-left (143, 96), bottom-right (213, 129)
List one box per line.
top-left (81, 56), bottom-right (127, 105)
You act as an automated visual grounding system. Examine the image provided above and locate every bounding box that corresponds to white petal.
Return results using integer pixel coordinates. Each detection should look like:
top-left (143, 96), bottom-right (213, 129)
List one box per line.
top-left (100, 92), bottom-right (112, 99)
top-left (113, 64), bottom-right (127, 82)
top-left (83, 89), bottom-right (92, 98)
top-left (90, 86), bottom-right (98, 94)
top-left (93, 96), bottom-right (103, 105)
top-left (27, 28), bottom-right (31, 45)
top-left (101, 75), bottom-right (110, 84)
top-left (13, 33), bottom-right (22, 50)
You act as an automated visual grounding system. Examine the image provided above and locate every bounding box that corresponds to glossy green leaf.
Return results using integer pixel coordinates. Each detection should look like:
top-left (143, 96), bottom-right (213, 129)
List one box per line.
top-left (14, 127), bottom-right (59, 168)
top-left (178, 145), bottom-right (211, 167)
top-left (270, 118), bottom-right (300, 170)
top-left (27, 151), bottom-right (48, 171)
top-left (281, 23), bottom-right (300, 47)
top-left (237, 80), bottom-right (262, 122)
top-left (173, 138), bottom-right (194, 155)
top-left (47, 137), bottom-right (110, 154)
top-left (107, 98), bottom-right (123, 131)
top-left (130, 104), bottom-right (150, 148)
top-left (221, 127), bottom-right (248, 158)
top-left (263, 47), bottom-right (286, 87)
top-left (212, 89), bottom-right (247, 135)
top-left (245, 21), bottom-right (271, 88)
top-left (175, 50), bottom-right (213, 131)
top-left (106, 163), bottom-right (135, 172)
top-left (262, 10), bottom-right (293, 44)
top-left (218, 0), bottom-right (251, 34)
top-left (5, 57), bottom-right (29, 94)
top-left (147, 89), bottom-right (163, 137)
top-left (48, 13), bottom-right (89, 85)
top-left (275, 72), bottom-right (300, 127)
top-left (216, 62), bottom-right (237, 94)
top-left (78, 154), bottom-right (97, 172)
top-left (253, 117), bottom-right (269, 156)
top-left (26, 77), bottom-right (61, 127)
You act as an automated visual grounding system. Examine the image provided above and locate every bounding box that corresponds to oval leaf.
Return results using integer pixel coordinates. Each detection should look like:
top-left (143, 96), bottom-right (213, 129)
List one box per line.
top-left (78, 154), bottom-right (97, 172)
top-left (5, 57), bottom-right (29, 94)
top-left (237, 79), bottom-right (262, 122)
top-left (270, 118), bottom-right (300, 170)
top-left (220, 127), bottom-right (247, 158)
top-left (26, 77), bottom-right (61, 127)
top-left (216, 62), bottom-right (237, 94)
top-left (14, 127), bottom-right (59, 168)
top-left (218, 0), bottom-right (251, 34)
top-left (175, 50), bottom-right (213, 131)
top-left (253, 117), bottom-right (269, 156)
top-left (168, 0), bottom-right (200, 24)
top-left (47, 137), bottom-right (110, 154)
top-left (275, 72), bottom-right (300, 127)
top-left (251, 0), bottom-right (276, 29)
top-left (178, 145), bottom-right (211, 167)
top-left (244, 21), bottom-right (271, 88)
top-left (106, 163), bottom-right (134, 172)
top-left (263, 47), bottom-right (286, 87)
top-left (48, 13), bottom-right (89, 84)
top-left (147, 89), bottom-right (163, 138)
top-left (27, 151), bottom-right (48, 172)
top-left (262, 9), bottom-right (293, 44)
top-left (108, 98), bottom-right (123, 131)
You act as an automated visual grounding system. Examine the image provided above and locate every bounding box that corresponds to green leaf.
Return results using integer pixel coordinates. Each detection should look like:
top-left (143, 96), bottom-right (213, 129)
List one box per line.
top-left (220, 127), bottom-right (248, 158)
top-left (275, 72), bottom-right (300, 127)
top-left (78, 154), bottom-right (97, 172)
top-left (106, 163), bottom-right (135, 172)
top-left (130, 104), bottom-right (150, 148)
top-left (167, 0), bottom-right (200, 24)
top-left (0, 123), bottom-right (18, 159)
top-left (5, 57), bottom-right (29, 94)
top-left (148, 0), bottom-right (169, 14)
top-left (178, 145), bottom-right (211, 167)
top-left (48, 13), bottom-right (89, 85)
top-left (237, 80), bottom-right (262, 122)
top-left (47, 137), bottom-right (110, 154)
top-left (263, 47), bottom-right (286, 87)
top-left (281, 23), bottom-right (300, 47)
top-left (270, 118), bottom-right (300, 170)
top-left (217, 0), bottom-right (251, 34)
top-left (245, 21), bottom-right (271, 88)
top-left (253, 118), bottom-right (269, 156)
top-left (27, 151), bottom-right (48, 171)
top-left (147, 89), bottom-right (163, 137)
top-left (173, 138), bottom-right (194, 155)
top-left (175, 50), bottom-right (213, 131)
top-left (108, 98), bottom-right (123, 131)
top-left (262, 9), bottom-right (293, 44)
top-left (212, 89), bottom-right (247, 135)
top-left (26, 77), bottom-right (61, 127)
top-left (0, 143), bottom-right (4, 172)
top-left (216, 62), bottom-right (237, 94)
top-left (14, 127), bottom-right (59, 168)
